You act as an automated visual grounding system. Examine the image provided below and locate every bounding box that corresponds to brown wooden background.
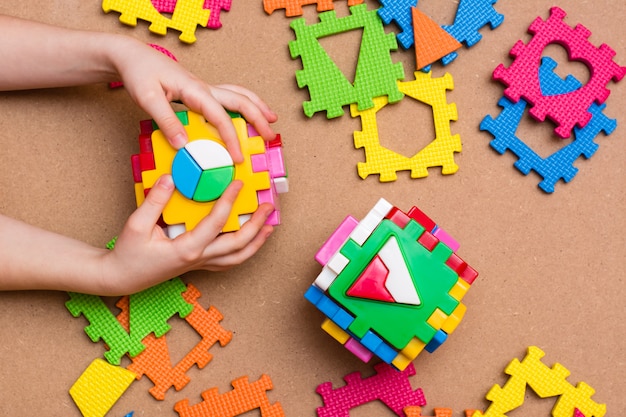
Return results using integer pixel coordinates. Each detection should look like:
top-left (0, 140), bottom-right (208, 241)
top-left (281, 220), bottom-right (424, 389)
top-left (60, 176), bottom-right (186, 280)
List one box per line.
top-left (0, 1), bottom-right (624, 416)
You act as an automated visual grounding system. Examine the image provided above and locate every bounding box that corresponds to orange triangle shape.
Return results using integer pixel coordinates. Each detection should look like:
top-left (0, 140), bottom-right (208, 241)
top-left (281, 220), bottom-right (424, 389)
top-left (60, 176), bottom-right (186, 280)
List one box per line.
top-left (412, 7), bottom-right (462, 69)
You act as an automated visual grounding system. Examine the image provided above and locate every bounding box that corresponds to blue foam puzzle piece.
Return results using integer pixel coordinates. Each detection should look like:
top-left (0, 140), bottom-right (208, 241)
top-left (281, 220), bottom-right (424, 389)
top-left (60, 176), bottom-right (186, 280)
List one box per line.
top-left (538, 56), bottom-right (583, 96)
top-left (377, 0), bottom-right (419, 49)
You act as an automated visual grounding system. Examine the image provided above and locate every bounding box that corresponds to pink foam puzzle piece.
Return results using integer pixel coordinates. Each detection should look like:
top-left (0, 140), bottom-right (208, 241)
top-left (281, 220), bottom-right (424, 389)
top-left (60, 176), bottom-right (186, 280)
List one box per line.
top-left (315, 215), bottom-right (359, 265)
top-left (315, 362), bottom-right (426, 417)
top-left (150, 0), bottom-right (232, 29)
top-left (574, 409), bottom-right (586, 417)
top-left (493, 6), bottom-right (626, 138)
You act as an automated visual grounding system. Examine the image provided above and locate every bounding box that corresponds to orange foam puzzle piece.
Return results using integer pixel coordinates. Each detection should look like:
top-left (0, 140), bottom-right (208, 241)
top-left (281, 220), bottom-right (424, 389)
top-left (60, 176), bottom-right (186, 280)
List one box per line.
top-left (263, 0), bottom-right (363, 17)
top-left (405, 407), bottom-right (454, 417)
top-left (117, 283), bottom-right (233, 400)
top-left (412, 7), bottom-right (462, 70)
top-left (174, 374), bottom-right (285, 417)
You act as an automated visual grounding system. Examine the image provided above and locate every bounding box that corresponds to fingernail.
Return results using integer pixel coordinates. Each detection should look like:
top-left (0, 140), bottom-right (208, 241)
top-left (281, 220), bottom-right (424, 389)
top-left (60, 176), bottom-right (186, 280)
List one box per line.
top-left (157, 175), bottom-right (174, 190)
top-left (171, 133), bottom-right (187, 149)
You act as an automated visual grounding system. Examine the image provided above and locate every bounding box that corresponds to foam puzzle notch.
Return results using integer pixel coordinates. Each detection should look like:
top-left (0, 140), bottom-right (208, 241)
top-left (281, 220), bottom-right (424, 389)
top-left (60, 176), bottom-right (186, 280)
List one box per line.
top-left (351, 71), bottom-right (460, 182)
top-left (472, 346), bottom-right (607, 417)
top-left (102, 0), bottom-right (211, 43)
top-left (263, 0), bottom-right (364, 17)
top-left (376, 0), bottom-right (418, 50)
top-left (306, 198), bottom-right (477, 369)
top-left (404, 407), bottom-right (454, 417)
top-left (65, 278), bottom-right (192, 365)
top-left (116, 284), bottom-right (233, 400)
top-left (481, 57), bottom-right (616, 193)
top-left (69, 358), bottom-right (135, 417)
top-left (492, 6), bottom-right (626, 138)
top-left (132, 110), bottom-right (287, 234)
top-left (289, 4), bottom-right (405, 118)
top-left (174, 374), bottom-right (285, 417)
top-left (315, 362), bottom-right (426, 417)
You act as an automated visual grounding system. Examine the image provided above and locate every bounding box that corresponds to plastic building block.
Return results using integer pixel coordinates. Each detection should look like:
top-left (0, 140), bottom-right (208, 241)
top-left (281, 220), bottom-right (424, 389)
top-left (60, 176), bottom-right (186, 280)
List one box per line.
top-left (69, 359), bottom-right (135, 417)
top-left (377, 0), bottom-right (418, 50)
top-left (492, 7), bottom-right (626, 138)
top-left (116, 284), bottom-right (232, 400)
top-left (351, 70), bottom-right (460, 182)
top-left (102, 0), bottom-right (210, 44)
top-left (412, 7), bottom-right (461, 70)
top-left (264, 0), bottom-right (364, 17)
top-left (472, 346), bottom-right (606, 417)
top-left (151, 0), bottom-right (232, 29)
top-left (289, 4), bottom-right (405, 118)
top-left (315, 362), bottom-right (426, 417)
top-left (174, 374), bottom-right (285, 417)
top-left (65, 278), bottom-right (192, 365)
top-left (481, 96), bottom-right (616, 193)
top-left (440, 0), bottom-right (504, 65)
top-left (307, 199), bottom-right (477, 369)
top-left (134, 110), bottom-right (280, 233)
top-left (404, 407), bottom-right (454, 417)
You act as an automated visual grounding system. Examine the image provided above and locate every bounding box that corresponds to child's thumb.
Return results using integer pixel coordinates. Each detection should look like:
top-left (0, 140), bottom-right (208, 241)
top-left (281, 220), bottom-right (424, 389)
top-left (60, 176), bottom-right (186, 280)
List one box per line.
top-left (135, 175), bottom-right (175, 228)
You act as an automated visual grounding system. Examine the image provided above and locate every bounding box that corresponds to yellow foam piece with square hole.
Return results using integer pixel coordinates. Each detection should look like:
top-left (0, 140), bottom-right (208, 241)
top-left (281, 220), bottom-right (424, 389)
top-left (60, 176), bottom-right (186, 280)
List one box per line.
top-left (69, 358), bottom-right (136, 417)
top-left (351, 71), bottom-right (461, 182)
top-left (141, 111), bottom-right (270, 233)
top-left (321, 318), bottom-right (351, 344)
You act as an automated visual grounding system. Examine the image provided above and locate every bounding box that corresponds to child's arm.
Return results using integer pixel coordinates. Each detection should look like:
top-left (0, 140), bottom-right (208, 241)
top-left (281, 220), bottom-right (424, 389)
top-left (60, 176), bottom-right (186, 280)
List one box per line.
top-left (0, 14), bottom-right (278, 160)
top-left (0, 177), bottom-right (274, 295)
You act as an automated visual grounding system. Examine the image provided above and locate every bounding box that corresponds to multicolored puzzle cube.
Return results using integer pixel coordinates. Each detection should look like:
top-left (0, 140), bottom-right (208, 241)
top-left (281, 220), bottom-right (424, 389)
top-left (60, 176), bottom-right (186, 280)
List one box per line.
top-left (305, 198), bottom-right (477, 370)
top-left (131, 110), bottom-right (287, 238)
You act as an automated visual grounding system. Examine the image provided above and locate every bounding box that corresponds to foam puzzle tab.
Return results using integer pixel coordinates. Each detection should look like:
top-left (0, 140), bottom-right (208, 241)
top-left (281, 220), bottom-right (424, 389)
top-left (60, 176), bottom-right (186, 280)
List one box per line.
top-left (306, 198), bottom-right (477, 370)
top-left (69, 358), bottom-right (136, 417)
top-left (174, 374), bottom-right (285, 417)
top-left (289, 4), bottom-right (405, 118)
top-left (492, 6), bottom-right (626, 138)
top-left (132, 110), bottom-right (287, 236)
top-left (351, 71), bottom-right (460, 182)
top-left (102, 0), bottom-right (210, 43)
top-left (472, 346), bottom-right (607, 417)
top-left (316, 362), bottom-right (426, 417)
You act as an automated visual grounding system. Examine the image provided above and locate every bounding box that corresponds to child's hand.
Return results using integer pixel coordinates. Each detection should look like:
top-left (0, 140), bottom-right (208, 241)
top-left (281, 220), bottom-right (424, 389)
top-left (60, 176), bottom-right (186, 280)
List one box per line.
top-left (111, 38), bottom-right (278, 162)
top-left (100, 175), bottom-right (274, 295)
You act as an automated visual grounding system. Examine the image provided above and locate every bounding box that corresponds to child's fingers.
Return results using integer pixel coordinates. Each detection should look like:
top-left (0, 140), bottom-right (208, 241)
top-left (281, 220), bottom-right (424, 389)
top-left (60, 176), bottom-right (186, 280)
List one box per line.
top-left (210, 85), bottom-right (278, 142)
top-left (139, 94), bottom-right (188, 149)
top-left (181, 180), bottom-right (244, 250)
top-left (127, 175), bottom-right (175, 233)
top-left (203, 224), bottom-right (274, 270)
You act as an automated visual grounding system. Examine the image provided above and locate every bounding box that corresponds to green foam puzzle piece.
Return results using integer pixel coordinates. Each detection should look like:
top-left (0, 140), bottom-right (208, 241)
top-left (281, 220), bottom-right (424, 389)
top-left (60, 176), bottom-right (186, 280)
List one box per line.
top-left (66, 278), bottom-right (193, 365)
top-left (289, 4), bottom-right (404, 118)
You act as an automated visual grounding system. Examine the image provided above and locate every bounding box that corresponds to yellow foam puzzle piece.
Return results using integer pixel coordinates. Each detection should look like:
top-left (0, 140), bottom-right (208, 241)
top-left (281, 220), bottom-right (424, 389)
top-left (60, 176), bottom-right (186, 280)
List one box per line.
top-left (102, 0), bottom-right (210, 44)
top-left (69, 358), bottom-right (135, 417)
top-left (351, 71), bottom-right (461, 182)
top-left (472, 346), bottom-right (607, 417)
top-left (142, 111), bottom-right (270, 233)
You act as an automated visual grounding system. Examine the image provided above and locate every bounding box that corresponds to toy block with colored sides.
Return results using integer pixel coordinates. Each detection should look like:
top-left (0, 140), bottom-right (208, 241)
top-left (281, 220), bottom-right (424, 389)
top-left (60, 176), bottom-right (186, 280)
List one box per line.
top-left (305, 198), bottom-right (477, 370)
top-left (131, 110), bottom-right (288, 238)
